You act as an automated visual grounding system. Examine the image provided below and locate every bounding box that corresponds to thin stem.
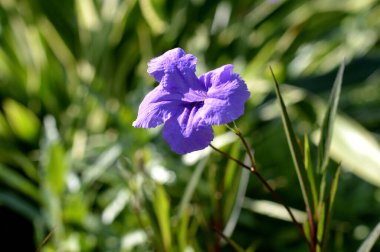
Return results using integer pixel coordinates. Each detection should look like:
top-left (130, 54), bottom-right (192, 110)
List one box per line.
top-left (209, 143), bottom-right (310, 250)
top-left (209, 144), bottom-right (250, 170)
top-left (36, 228), bottom-right (55, 252)
top-left (235, 130), bottom-right (256, 171)
top-left (253, 170), bottom-right (308, 242)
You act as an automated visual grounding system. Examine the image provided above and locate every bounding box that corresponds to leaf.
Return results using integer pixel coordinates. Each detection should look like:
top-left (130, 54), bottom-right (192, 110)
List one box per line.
top-left (318, 62), bottom-right (345, 172)
top-left (357, 222), bottom-right (380, 252)
top-left (0, 147), bottom-right (38, 181)
top-left (139, 0), bottom-right (167, 34)
top-left (270, 67), bottom-right (314, 212)
top-left (177, 208), bottom-right (190, 252)
top-left (153, 184), bottom-right (172, 252)
top-left (46, 143), bottom-right (68, 195)
top-left (0, 191), bottom-right (41, 222)
top-left (0, 164), bottom-right (40, 203)
top-left (304, 134), bottom-right (318, 211)
top-left (3, 99), bottom-right (40, 143)
top-left (317, 202), bottom-right (326, 250)
top-left (243, 198), bottom-right (307, 223)
top-left (321, 165), bottom-right (341, 250)
top-left (328, 115), bottom-right (380, 186)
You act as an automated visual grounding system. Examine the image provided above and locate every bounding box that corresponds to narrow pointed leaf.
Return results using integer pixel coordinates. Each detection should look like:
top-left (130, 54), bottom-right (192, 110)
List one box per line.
top-left (0, 164), bottom-right (40, 203)
top-left (318, 62), bottom-right (345, 173)
top-left (177, 208), bottom-right (190, 252)
top-left (321, 164), bottom-right (341, 251)
top-left (270, 67), bottom-right (314, 212)
top-left (304, 134), bottom-right (318, 211)
top-left (317, 202), bottom-right (326, 252)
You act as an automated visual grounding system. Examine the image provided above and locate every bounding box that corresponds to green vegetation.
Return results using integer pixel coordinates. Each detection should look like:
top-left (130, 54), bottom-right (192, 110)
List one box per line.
top-left (0, 0), bottom-right (379, 251)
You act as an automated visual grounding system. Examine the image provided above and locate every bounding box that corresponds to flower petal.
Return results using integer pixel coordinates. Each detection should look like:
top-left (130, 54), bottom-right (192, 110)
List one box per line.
top-left (197, 64), bottom-right (250, 125)
top-left (162, 117), bottom-right (214, 154)
top-left (161, 63), bottom-right (206, 101)
top-left (132, 85), bottom-right (183, 128)
top-left (147, 48), bottom-right (196, 83)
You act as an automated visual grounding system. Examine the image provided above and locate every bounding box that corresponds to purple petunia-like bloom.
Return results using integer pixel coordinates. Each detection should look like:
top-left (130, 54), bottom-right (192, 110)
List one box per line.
top-left (133, 48), bottom-right (250, 154)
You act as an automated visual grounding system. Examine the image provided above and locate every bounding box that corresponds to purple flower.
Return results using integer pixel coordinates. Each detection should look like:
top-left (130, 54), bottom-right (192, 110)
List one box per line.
top-left (133, 48), bottom-right (250, 154)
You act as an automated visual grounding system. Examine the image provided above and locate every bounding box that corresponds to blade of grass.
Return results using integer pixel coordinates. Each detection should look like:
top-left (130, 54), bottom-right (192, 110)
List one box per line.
top-left (321, 164), bottom-right (341, 251)
top-left (0, 191), bottom-right (41, 222)
top-left (318, 61), bottom-right (345, 173)
top-left (304, 134), bottom-right (318, 211)
top-left (0, 164), bottom-right (40, 203)
top-left (271, 67), bottom-right (316, 250)
top-left (270, 67), bottom-right (314, 214)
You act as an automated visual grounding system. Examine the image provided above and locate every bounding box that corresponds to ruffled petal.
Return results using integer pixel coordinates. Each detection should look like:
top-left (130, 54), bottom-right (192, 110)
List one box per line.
top-left (162, 116), bottom-right (214, 154)
top-left (176, 103), bottom-right (204, 137)
top-left (132, 85), bottom-right (183, 128)
top-left (160, 70), bottom-right (206, 102)
top-left (196, 64), bottom-right (250, 125)
top-left (147, 48), bottom-right (196, 83)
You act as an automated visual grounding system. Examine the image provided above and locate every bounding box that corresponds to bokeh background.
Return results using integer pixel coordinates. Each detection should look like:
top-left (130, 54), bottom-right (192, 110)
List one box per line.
top-left (0, 0), bottom-right (379, 251)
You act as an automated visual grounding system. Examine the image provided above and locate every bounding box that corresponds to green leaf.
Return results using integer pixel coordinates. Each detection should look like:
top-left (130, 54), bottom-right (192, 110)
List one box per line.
top-left (328, 115), bottom-right (380, 186)
top-left (153, 184), bottom-right (172, 252)
top-left (304, 134), bottom-right (318, 211)
top-left (142, 188), bottom-right (163, 249)
top-left (3, 99), bottom-right (40, 143)
top-left (270, 67), bottom-right (314, 212)
top-left (0, 191), bottom-right (41, 222)
top-left (357, 222), bottom-right (380, 252)
top-left (321, 165), bottom-right (341, 251)
top-left (317, 202), bottom-right (326, 251)
top-left (0, 147), bottom-right (38, 181)
top-left (318, 62), bottom-right (345, 173)
top-left (177, 208), bottom-right (190, 252)
top-left (139, 0), bottom-right (167, 34)
top-left (46, 143), bottom-right (68, 195)
top-left (0, 164), bottom-right (40, 203)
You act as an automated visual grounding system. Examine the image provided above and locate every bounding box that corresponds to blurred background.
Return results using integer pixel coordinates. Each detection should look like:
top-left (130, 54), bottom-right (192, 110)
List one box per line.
top-left (0, 0), bottom-right (379, 251)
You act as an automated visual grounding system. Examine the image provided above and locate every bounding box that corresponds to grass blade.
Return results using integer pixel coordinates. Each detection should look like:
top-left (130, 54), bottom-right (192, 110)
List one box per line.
top-left (0, 164), bottom-right (40, 203)
top-left (304, 134), bottom-right (318, 211)
top-left (321, 164), bottom-right (341, 251)
top-left (270, 67), bottom-right (314, 213)
top-left (318, 62), bottom-right (345, 173)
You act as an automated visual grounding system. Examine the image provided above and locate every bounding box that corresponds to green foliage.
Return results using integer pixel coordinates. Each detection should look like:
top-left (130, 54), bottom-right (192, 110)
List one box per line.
top-left (0, 0), bottom-right (379, 251)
